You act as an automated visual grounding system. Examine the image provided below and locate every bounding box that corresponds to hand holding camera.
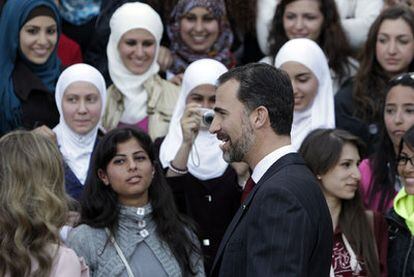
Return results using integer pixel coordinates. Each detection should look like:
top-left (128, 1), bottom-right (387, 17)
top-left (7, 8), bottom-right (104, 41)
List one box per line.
top-left (180, 104), bottom-right (215, 144)
top-left (180, 103), bottom-right (203, 144)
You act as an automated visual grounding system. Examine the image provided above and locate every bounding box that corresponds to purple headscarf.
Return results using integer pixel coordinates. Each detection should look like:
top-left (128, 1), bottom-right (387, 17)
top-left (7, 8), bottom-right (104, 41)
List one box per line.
top-left (167, 0), bottom-right (234, 74)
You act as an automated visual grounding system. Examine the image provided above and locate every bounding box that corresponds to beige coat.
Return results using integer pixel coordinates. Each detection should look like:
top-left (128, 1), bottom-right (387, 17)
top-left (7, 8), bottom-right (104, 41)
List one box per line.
top-left (102, 74), bottom-right (180, 140)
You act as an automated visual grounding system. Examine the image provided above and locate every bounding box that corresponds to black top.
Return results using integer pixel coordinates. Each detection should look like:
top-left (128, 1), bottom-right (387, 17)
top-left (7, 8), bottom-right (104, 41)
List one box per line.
top-left (386, 208), bottom-right (414, 277)
top-left (334, 78), bottom-right (380, 156)
top-left (154, 137), bottom-right (241, 273)
top-left (12, 59), bottom-right (59, 131)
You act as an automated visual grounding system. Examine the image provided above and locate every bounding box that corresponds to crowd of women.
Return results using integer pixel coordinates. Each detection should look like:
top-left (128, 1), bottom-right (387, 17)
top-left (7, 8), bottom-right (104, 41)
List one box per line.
top-left (2, 0), bottom-right (414, 276)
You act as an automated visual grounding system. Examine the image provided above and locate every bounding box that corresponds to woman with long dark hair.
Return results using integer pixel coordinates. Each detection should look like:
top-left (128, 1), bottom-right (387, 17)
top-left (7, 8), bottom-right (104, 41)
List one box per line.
top-left (67, 127), bottom-right (204, 276)
top-left (359, 72), bottom-right (414, 213)
top-left (335, 6), bottom-right (414, 154)
top-left (266, 0), bottom-right (356, 94)
top-left (299, 128), bottom-right (388, 276)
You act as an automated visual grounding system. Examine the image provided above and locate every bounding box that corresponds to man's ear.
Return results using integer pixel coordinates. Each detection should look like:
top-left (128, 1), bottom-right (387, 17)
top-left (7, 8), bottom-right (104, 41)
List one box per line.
top-left (98, 169), bottom-right (110, 186)
top-left (251, 106), bottom-right (269, 129)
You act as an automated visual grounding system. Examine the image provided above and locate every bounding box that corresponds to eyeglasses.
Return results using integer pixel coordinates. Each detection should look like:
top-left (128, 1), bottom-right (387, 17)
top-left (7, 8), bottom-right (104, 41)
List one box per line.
top-left (397, 154), bottom-right (414, 167)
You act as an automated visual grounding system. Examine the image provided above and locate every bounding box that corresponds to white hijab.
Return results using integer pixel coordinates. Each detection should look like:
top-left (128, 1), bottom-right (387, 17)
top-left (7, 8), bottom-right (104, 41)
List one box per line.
top-left (159, 59), bottom-right (228, 180)
top-left (107, 2), bottom-right (163, 124)
top-left (274, 38), bottom-right (335, 150)
top-left (54, 63), bottom-right (107, 185)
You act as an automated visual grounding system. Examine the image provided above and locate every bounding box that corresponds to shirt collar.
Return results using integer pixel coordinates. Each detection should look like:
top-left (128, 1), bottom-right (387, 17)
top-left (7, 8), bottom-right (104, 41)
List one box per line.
top-left (251, 144), bottom-right (296, 183)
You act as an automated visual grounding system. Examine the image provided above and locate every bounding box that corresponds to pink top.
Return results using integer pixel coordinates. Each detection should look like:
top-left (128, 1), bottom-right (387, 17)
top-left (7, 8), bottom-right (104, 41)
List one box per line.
top-left (117, 117), bottom-right (149, 133)
top-left (5, 245), bottom-right (89, 277)
top-left (359, 159), bottom-right (396, 212)
top-left (50, 245), bottom-right (89, 276)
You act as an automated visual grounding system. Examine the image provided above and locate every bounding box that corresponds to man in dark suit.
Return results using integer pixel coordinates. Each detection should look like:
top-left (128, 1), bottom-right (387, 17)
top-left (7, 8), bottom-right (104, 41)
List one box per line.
top-left (209, 63), bottom-right (333, 276)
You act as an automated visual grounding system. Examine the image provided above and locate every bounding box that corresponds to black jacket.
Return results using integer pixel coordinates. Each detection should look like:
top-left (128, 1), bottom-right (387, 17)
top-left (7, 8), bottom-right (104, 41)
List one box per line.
top-left (211, 153), bottom-right (333, 277)
top-left (10, 60), bottom-right (59, 133)
top-left (386, 208), bottom-right (414, 277)
top-left (334, 78), bottom-right (380, 156)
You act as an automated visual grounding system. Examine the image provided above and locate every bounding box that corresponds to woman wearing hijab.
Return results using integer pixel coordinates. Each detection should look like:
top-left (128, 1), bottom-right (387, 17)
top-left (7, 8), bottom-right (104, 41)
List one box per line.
top-left (274, 38), bottom-right (335, 149)
top-left (0, 0), bottom-right (61, 136)
top-left (53, 63), bottom-right (106, 200)
top-left (167, 0), bottom-right (234, 83)
top-left (102, 2), bottom-right (179, 141)
top-left (158, 58), bottom-right (245, 272)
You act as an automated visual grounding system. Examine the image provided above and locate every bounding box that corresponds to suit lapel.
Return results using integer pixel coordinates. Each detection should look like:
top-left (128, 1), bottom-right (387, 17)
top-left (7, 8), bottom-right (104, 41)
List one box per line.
top-left (211, 153), bottom-right (303, 273)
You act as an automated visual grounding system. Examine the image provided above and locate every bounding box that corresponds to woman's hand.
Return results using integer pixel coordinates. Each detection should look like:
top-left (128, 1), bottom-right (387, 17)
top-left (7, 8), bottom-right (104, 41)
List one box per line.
top-left (32, 125), bottom-right (57, 144)
top-left (157, 46), bottom-right (173, 72)
top-left (181, 103), bottom-right (202, 145)
top-left (170, 73), bottom-right (183, 86)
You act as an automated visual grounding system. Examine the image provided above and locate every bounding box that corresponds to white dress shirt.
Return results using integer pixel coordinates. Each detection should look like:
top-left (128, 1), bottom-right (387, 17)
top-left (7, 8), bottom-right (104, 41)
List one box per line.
top-left (251, 144), bottom-right (296, 184)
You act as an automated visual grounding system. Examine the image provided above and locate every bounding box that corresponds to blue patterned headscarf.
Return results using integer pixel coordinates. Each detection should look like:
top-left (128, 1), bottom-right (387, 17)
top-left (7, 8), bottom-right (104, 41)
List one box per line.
top-left (0, 0), bottom-right (61, 134)
top-left (167, 0), bottom-right (234, 74)
top-left (59, 0), bottom-right (101, 26)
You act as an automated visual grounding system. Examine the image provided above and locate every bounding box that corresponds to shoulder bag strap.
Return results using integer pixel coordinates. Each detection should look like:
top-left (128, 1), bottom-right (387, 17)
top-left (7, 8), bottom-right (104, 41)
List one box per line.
top-left (105, 228), bottom-right (135, 277)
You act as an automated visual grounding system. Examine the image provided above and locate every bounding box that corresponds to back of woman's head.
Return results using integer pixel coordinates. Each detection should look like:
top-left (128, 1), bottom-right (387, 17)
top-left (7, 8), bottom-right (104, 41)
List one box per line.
top-left (0, 130), bottom-right (68, 277)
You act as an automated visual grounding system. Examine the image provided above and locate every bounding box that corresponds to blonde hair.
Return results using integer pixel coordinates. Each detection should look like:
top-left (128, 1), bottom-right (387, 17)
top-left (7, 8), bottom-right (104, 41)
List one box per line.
top-left (0, 131), bottom-right (69, 277)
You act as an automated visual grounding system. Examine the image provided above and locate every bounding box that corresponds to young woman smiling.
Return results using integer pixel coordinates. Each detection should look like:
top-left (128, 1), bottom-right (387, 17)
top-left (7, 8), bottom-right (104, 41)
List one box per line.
top-left (386, 124), bottom-right (414, 276)
top-left (300, 128), bottom-right (388, 277)
top-left (167, 0), bottom-right (234, 84)
top-left (102, 2), bottom-right (180, 140)
top-left (266, 0), bottom-right (356, 94)
top-left (274, 38), bottom-right (335, 149)
top-left (0, 0), bottom-right (61, 136)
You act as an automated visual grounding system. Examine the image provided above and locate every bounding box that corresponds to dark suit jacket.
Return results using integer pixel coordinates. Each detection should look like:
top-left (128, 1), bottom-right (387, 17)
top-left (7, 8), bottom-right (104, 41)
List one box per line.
top-left (210, 153), bottom-right (333, 277)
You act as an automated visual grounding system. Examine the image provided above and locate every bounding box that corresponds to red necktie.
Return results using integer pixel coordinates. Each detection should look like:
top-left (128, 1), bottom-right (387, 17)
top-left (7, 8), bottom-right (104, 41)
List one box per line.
top-left (241, 177), bottom-right (256, 203)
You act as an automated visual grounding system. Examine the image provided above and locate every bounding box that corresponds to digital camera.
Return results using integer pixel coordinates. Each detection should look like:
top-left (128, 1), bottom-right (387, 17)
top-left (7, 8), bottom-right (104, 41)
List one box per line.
top-left (198, 108), bottom-right (215, 129)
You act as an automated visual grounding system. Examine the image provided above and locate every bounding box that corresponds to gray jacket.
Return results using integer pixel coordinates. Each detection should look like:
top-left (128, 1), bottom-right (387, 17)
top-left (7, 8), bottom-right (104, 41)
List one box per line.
top-left (67, 204), bottom-right (205, 277)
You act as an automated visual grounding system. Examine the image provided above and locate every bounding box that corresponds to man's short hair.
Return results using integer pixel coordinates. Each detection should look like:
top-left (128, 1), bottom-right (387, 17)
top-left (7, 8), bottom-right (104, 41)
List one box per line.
top-left (217, 63), bottom-right (294, 135)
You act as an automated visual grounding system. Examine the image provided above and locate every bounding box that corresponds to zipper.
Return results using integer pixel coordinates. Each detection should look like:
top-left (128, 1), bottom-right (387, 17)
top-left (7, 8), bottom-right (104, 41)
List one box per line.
top-left (402, 236), bottom-right (414, 276)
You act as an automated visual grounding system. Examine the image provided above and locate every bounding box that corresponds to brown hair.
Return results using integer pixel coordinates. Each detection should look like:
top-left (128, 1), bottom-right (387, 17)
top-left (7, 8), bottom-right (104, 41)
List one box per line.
top-left (268, 0), bottom-right (352, 83)
top-left (353, 6), bottom-right (414, 123)
top-left (0, 131), bottom-right (69, 277)
top-left (299, 128), bottom-right (380, 277)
